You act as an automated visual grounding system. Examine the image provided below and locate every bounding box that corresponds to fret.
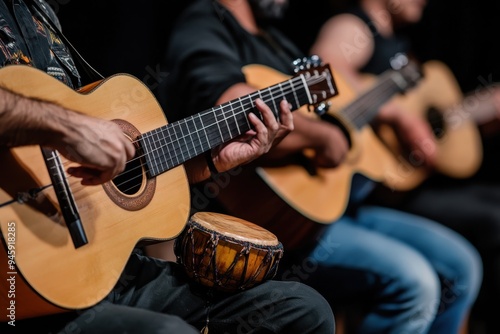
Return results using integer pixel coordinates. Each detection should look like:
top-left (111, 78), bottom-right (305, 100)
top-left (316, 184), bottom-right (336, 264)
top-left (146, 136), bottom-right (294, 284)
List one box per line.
top-left (246, 91), bottom-right (261, 122)
top-left (149, 129), bottom-right (161, 174)
top-left (232, 98), bottom-right (242, 134)
top-left (238, 96), bottom-right (251, 129)
top-left (143, 132), bottom-right (157, 176)
top-left (183, 116), bottom-right (201, 158)
top-left (219, 103), bottom-right (234, 140)
top-left (224, 100), bottom-right (242, 138)
top-left (195, 113), bottom-right (211, 153)
top-left (156, 128), bottom-right (170, 173)
top-left (262, 86), bottom-right (279, 118)
top-left (157, 126), bottom-right (175, 171)
top-left (299, 74), bottom-right (313, 105)
top-left (157, 128), bottom-right (170, 172)
top-left (176, 121), bottom-right (189, 163)
top-left (200, 109), bottom-right (224, 148)
top-left (163, 126), bottom-right (177, 171)
top-left (277, 82), bottom-right (285, 120)
top-left (212, 107), bottom-right (225, 143)
top-left (256, 90), bottom-right (265, 121)
top-left (292, 79), bottom-right (301, 110)
top-left (171, 122), bottom-right (186, 165)
top-left (160, 124), bottom-right (179, 173)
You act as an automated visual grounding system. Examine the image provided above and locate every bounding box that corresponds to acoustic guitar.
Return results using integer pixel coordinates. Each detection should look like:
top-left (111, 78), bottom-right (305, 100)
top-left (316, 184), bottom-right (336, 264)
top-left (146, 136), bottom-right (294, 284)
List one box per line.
top-left (0, 61), bottom-right (337, 321)
top-left (215, 60), bottom-right (482, 250)
top-left (375, 60), bottom-right (482, 190)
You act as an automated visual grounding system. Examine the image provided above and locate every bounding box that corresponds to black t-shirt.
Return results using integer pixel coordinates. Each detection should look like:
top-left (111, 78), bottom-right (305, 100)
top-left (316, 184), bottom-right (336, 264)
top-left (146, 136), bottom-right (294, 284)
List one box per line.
top-left (0, 0), bottom-right (80, 88)
top-left (159, 0), bottom-right (303, 122)
top-left (349, 7), bottom-right (411, 75)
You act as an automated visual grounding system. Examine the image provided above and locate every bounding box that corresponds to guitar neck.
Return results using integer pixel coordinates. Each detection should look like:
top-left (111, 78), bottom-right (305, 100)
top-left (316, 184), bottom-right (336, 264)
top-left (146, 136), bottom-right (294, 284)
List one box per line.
top-left (341, 67), bottom-right (419, 129)
top-left (140, 75), bottom-right (311, 177)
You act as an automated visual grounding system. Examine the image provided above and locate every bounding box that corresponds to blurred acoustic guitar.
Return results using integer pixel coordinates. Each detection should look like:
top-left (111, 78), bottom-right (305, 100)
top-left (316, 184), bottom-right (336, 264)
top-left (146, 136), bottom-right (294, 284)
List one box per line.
top-left (0, 61), bottom-right (337, 321)
top-left (215, 60), bottom-right (482, 250)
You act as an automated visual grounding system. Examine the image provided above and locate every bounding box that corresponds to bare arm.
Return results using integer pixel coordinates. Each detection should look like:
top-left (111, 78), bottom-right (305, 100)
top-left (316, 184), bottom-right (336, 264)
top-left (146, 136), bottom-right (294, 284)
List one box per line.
top-left (312, 14), bottom-right (436, 166)
top-left (311, 14), bottom-right (375, 91)
top-left (460, 85), bottom-right (500, 136)
top-left (0, 87), bottom-right (135, 185)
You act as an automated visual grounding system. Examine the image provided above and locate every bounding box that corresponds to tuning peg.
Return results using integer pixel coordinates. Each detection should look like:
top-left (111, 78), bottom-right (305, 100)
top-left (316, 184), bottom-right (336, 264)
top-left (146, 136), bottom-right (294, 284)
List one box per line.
top-left (309, 55), bottom-right (322, 67)
top-left (314, 101), bottom-right (331, 116)
top-left (390, 52), bottom-right (409, 70)
top-left (293, 58), bottom-right (304, 73)
top-left (294, 56), bottom-right (322, 72)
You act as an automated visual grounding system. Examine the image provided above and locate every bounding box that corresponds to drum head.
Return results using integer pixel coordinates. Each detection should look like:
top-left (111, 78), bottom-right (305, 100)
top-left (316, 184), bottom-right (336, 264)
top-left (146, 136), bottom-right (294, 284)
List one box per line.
top-left (190, 212), bottom-right (279, 247)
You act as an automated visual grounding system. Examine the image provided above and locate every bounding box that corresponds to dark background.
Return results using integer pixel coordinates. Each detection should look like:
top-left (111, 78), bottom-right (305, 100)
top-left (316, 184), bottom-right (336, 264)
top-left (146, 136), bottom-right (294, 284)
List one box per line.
top-left (55, 0), bottom-right (500, 96)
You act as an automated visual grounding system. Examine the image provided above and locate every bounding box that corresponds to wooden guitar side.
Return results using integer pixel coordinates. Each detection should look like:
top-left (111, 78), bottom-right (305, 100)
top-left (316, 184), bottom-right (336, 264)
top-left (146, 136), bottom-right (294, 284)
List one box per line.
top-left (0, 65), bottom-right (190, 318)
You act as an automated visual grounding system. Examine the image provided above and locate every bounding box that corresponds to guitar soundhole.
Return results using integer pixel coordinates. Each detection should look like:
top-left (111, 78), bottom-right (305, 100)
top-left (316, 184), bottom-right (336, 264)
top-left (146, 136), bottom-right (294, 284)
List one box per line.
top-left (427, 107), bottom-right (446, 139)
top-left (102, 119), bottom-right (156, 211)
top-left (111, 158), bottom-right (143, 195)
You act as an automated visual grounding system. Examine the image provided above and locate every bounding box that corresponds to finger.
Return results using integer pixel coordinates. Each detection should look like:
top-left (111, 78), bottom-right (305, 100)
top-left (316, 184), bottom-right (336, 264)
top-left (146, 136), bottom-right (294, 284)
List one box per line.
top-left (124, 139), bottom-right (136, 160)
top-left (67, 166), bottom-right (108, 185)
top-left (248, 112), bottom-right (268, 139)
top-left (279, 99), bottom-right (294, 131)
top-left (80, 176), bottom-right (102, 186)
top-left (255, 99), bottom-right (279, 129)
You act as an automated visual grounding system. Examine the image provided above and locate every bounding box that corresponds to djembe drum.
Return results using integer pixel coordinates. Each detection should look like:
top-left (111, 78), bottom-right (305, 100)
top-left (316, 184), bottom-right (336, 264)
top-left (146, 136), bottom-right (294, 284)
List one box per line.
top-left (174, 212), bottom-right (284, 293)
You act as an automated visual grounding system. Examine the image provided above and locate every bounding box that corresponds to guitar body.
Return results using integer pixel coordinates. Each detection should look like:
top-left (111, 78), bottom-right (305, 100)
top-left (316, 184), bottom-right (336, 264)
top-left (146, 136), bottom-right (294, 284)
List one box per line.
top-left (0, 65), bottom-right (190, 319)
top-left (377, 60), bottom-right (483, 190)
top-left (245, 65), bottom-right (403, 221)
top-left (216, 62), bottom-right (482, 250)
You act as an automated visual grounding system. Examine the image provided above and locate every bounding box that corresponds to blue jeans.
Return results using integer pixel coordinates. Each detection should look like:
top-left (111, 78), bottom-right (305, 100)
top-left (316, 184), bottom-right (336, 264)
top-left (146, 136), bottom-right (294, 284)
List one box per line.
top-left (294, 206), bottom-right (482, 334)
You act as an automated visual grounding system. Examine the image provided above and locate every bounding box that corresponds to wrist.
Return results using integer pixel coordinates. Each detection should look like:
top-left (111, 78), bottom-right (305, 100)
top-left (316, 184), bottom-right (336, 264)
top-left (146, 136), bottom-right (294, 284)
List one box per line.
top-left (205, 150), bottom-right (220, 177)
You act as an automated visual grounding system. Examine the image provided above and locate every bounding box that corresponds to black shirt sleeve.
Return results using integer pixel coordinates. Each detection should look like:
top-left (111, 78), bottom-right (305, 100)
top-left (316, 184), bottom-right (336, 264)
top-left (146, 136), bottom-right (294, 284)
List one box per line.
top-left (159, 1), bottom-right (246, 122)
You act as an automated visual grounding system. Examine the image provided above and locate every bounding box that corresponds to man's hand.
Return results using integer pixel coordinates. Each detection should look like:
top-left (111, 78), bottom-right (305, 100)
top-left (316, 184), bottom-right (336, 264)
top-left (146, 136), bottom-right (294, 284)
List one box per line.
top-left (185, 98), bottom-right (294, 183)
top-left (59, 113), bottom-right (136, 186)
top-left (212, 98), bottom-right (293, 172)
top-left (0, 88), bottom-right (136, 186)
top-left (376, 101), bottom-right (437, 167)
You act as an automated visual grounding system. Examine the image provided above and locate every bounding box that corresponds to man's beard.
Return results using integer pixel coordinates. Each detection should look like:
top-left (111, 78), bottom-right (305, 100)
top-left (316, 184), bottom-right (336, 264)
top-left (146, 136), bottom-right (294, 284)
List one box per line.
top-left (249, 0), bottom-right (288, 20)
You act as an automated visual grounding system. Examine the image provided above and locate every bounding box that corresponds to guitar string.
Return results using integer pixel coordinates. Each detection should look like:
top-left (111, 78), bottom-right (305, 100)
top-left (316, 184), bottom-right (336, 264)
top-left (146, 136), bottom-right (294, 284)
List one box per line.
top-left (342, 74), bottom-right (405, 128)
top-left (50, 74), bottom-right (322, 192)
top-left (138, 78), bottom-right (308, 174)
top-left (50, 71), bottom-right (393, 194)
top-left (113, 83), bottom-right (311, 193)
top-left (56, 70), bottom-right (413, 196)
top-left (105, 76), bottom-right (319, 193)
top-left (142, 78), bottom-right (326, 174)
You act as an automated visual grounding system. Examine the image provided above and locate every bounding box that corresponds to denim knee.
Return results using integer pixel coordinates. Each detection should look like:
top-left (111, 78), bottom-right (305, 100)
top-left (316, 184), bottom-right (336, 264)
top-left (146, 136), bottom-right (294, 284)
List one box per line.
top-left (377, 255), bottom-right (441, 333)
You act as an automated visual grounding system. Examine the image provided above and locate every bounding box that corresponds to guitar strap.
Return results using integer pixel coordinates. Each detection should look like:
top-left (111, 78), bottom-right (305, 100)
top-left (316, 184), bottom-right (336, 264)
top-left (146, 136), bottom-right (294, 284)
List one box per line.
top-left (28, 0), bottom-right (104, 84)
top-left (11, 0), bottom-right (51, 70)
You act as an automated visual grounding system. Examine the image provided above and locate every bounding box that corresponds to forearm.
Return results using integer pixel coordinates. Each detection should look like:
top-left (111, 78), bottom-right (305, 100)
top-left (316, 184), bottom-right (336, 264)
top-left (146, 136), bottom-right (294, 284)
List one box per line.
top-left (0, 87), bottom-right (76, 149)
top-left (266, 113), bottom-right (334, 158)
top-left (184, 155), bottom-right (212, 184)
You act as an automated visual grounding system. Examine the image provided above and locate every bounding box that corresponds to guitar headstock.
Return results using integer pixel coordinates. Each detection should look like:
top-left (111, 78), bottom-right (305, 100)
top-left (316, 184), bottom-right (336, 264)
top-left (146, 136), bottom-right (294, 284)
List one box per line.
top-left (292, 55), bottom-right (339, 112)
top-left (389, 53), bottom-right (423, 92)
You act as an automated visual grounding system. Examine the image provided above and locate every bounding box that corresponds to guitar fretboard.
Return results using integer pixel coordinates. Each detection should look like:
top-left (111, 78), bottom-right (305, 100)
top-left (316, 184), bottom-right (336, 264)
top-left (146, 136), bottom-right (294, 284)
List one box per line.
top-left (140, 75), bottom-right (311, 177)
top-left (342, 67), bottom-right (419, 129)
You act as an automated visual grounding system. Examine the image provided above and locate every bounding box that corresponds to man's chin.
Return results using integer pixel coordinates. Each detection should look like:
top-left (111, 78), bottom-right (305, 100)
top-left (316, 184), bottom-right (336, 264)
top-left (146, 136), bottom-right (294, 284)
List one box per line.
top-left (249, 0), bottom-right (289, 20)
